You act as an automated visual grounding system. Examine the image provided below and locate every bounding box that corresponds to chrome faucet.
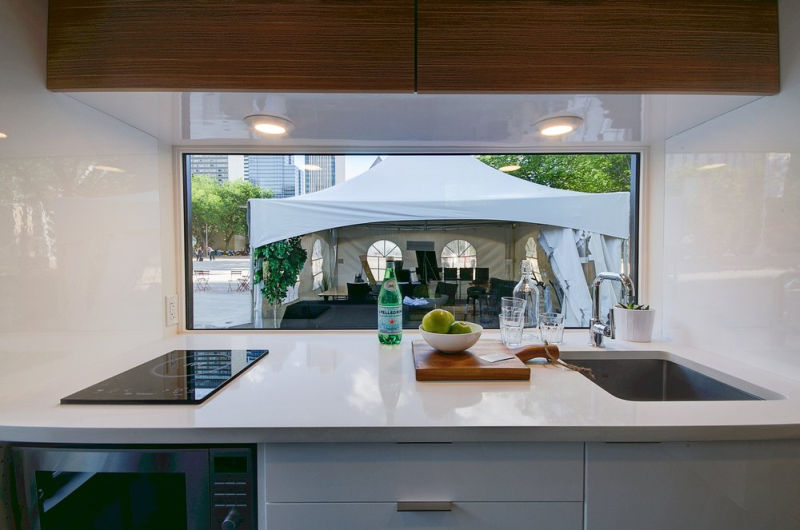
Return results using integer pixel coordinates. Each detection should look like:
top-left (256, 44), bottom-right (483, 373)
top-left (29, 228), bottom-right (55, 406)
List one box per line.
top-left (590, 272), bottom-right (635, 347)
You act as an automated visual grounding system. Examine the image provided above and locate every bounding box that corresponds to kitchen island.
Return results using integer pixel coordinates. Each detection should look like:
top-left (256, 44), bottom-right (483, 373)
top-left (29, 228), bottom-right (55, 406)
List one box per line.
top-left (3, 331), bottom-right (800, 529)
top-left (1, 329), bottom-right (800, 444)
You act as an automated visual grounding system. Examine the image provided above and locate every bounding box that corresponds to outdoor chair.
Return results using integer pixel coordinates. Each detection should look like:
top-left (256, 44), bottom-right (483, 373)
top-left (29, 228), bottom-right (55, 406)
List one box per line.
top-left (193, 270), bottom-right (210, 291)
top-left (395, 268), bottom-right (411, 283)
top-left (228, 270), bottom-right (242, 292)
top-left (347, 282), bottom-right (372, 303)
top-left (237, 270), bottom-right (251, 292)
top-left (399, 282), bottom-right (415, 299)
top-left (465, 267), bottom-right (490, 314)
top-left (435, 282), bottom-right (458, 306)
top-left (486, 277), bottom-right (517, 314)
top-left (466, 285), bottom-right (487, 315)
top-left (459, 267), bottom-right (475, 281)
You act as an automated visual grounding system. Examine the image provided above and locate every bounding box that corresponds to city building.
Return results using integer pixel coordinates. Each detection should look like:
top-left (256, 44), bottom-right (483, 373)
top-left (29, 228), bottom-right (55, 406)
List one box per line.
top-left (244, 155), bottom-right (300, 198)
top-left (302, 155), bottom-right (341, 194)
top-left (186, 154), bottom-right (229, 183)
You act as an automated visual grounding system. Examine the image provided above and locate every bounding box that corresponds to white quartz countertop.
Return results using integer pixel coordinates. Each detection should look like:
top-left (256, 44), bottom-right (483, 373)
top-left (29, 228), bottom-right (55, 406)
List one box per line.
top-left (2, 330), bottom-right (800, 444)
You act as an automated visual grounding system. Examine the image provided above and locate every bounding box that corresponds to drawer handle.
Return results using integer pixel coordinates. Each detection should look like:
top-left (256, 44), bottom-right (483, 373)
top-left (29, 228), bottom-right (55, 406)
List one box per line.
top-left (397, 501), bottom-right (453, 512)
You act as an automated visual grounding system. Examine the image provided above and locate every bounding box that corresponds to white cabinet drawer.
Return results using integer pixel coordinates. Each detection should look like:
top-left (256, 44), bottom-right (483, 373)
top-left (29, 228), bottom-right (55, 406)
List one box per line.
top-left (263, 442), bottom-right (583, 502)
top-left (266, 501), bottom-right (583, 530)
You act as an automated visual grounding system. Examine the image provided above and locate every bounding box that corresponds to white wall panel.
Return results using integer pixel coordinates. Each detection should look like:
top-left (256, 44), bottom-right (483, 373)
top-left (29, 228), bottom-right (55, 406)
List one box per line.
top-left (0, 0), bottom-right (176, 347)
top-left (660, 0), bottom-right (800, 375)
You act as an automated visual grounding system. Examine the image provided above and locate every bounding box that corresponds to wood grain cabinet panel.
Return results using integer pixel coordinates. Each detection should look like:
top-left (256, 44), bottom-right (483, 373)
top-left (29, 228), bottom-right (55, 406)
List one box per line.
top-left (417, 0), bottom-right (779, 94)
top-left (47, 0), bottom-right (415, 91)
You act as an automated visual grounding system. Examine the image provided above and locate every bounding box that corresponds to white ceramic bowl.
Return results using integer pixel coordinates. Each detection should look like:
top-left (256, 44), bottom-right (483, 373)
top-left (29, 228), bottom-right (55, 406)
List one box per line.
top-left (419, 323), bottom-right (483, 353)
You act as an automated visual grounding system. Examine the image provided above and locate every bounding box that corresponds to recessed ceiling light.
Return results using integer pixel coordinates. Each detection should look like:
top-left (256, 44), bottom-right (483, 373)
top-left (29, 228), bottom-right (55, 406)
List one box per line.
top-left (244, 114), bottom-right (294, 136)
top-left (498, 164), bottom-right (521, 172)
top-left (0, 132), bottom-right (7, 139)
top-left (535, 115), bottom-right (584, 137)
top-left (302, 163), bottom-right (321, 171)
top-left (697, 163), bottom-right (727, 171)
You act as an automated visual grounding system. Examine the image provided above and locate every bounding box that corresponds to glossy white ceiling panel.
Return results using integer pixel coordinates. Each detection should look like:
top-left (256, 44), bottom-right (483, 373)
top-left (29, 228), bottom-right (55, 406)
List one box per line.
top-left (69, 91), bottom-right (644, 149)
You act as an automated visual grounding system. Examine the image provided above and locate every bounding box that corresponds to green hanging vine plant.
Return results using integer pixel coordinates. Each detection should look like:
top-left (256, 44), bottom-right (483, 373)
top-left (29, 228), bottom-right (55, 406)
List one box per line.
top-left (253, 237), bottom-right (308, 327)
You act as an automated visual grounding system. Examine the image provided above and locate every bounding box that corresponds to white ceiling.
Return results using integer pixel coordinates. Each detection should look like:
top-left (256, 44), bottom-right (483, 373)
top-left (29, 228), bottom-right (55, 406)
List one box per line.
top-left (68, 91), bottom-right (642, 149)
top-left (67, 91), bottom-right (760, 150)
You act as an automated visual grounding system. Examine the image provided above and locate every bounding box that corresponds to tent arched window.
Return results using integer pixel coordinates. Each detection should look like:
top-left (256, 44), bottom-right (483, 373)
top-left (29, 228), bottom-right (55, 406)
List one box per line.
top-left (441, 239), bottom-right (477, 270)
top-left (524, 237), bottom-right (543, 282)
top-left (311, 239), bottom-right (324, 290)
top-left (367, 240), bottom-right (402, 281)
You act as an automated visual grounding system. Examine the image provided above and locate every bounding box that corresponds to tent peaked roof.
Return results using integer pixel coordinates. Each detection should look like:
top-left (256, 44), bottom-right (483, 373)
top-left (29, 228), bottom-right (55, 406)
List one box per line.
top-left (249, 155), bottom-right (630, 247)
top-left (294, 155), bottom-right (580, 201)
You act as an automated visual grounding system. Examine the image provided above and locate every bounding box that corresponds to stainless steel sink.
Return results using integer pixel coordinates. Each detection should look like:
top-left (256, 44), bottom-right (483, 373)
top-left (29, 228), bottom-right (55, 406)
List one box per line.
top-left (561, 353), bottom-right (772, 401)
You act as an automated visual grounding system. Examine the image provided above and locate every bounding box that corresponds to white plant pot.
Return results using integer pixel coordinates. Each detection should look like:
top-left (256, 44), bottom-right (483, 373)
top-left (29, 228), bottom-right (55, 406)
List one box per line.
top-left (613, 307), bottom-right (655, 342)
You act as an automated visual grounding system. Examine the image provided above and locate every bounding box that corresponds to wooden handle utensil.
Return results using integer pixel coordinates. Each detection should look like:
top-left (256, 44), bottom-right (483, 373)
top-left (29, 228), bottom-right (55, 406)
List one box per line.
top-left (511, 344), bottom-right (560, 362)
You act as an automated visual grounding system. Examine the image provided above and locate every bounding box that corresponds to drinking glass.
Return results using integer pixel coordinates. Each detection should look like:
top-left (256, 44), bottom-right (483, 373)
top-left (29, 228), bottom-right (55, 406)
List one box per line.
top-left (501, 296), bottom-right (526, 314)
top-left (500, 308), bottom-right (526, 347)
top-left (538, 312), bottom-right (565, 344)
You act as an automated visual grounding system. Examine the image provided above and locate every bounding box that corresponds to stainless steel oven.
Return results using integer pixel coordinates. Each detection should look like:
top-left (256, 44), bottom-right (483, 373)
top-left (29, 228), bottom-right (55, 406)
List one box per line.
top-left (11, 445), bottom-right (256, 530)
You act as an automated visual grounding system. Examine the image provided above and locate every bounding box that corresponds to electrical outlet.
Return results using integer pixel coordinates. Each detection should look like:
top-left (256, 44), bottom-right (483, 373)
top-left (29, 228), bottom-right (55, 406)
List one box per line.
top-left (165, 295), bottom-right (178, 326)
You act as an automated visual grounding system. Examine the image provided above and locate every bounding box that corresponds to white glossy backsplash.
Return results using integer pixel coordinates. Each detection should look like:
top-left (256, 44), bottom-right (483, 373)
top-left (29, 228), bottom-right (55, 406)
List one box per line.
top-left (2, 0), bottom-right (798, 374)
top-left (661, 0), bottom-right (800, 373)
top-left (0, 0), bottom-right (176, 348)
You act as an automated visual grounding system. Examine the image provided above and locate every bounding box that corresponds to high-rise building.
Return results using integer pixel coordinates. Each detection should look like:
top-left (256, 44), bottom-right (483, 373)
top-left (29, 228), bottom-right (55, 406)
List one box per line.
top-left (302, 155), bottom-right (339, 194)
top-left (243, 155), bottom-right (300, 198)
top-left (187, 154), bottom-right (229, 183)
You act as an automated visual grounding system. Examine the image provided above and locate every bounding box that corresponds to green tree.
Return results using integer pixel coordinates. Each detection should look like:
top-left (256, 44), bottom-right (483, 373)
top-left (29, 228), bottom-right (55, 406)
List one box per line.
top-left (218, 179), bottom-right (273, 249)
top-left (477, 154), bottom-right (632, 193)
top-left (191, 176), bottom-right (224, 252)
top-left (191, 176), bottom-right (272, 251)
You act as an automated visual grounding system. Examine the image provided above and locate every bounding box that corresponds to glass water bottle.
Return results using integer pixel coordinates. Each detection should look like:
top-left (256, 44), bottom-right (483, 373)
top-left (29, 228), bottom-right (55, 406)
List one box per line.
top-left (513, 260), bottom-right (541, 328)
top-left (377, 261), bottom-right (402, 344)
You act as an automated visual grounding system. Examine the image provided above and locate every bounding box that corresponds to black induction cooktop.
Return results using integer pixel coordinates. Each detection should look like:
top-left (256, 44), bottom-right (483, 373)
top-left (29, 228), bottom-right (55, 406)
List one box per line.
top-left (61, 349), bottom-right (268, 404)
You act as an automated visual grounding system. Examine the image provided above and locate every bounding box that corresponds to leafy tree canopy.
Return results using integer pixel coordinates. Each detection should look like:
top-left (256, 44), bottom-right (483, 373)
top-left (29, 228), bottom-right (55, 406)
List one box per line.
top-left (191, 175), bottom-right (273, 249)
top-left (477, 154), bottom-right (632, 193)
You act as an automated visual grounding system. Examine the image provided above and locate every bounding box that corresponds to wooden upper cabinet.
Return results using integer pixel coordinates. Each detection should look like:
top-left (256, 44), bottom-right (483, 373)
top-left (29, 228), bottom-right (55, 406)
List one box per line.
top-left (416, 0), bottom-right (779, 94)
top-left (47, 0), bottom-right (415, 91)
top-left (48, 0), bottom-right (779, 94)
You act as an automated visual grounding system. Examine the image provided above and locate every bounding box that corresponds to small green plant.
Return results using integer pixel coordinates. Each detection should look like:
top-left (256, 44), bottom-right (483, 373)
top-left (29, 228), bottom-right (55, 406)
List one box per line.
top-left (616, 302), bottom-right (650, 311)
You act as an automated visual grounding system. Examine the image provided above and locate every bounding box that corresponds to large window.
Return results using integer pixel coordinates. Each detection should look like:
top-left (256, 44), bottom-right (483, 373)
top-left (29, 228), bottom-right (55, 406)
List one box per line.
top-left (441, 239), bottom-right (477, 270)
top-left (183, 153), bottom-right (639, 330)
top-left (367, 239), bottom-right (403, 281)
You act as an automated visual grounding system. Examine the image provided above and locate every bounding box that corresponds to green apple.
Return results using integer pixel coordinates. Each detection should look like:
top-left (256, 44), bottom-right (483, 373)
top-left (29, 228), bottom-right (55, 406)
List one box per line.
top-left (449, 321), bottom-right (473, 334)
top-left (421, 309), bottom-right (455, 334)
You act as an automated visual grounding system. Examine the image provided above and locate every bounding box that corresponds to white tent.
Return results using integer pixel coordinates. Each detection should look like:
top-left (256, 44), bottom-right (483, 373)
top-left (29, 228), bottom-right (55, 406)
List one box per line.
top-left (248, 155), bottom-right (630, 326)
top-left (249, 155), bottom-right (630, 247)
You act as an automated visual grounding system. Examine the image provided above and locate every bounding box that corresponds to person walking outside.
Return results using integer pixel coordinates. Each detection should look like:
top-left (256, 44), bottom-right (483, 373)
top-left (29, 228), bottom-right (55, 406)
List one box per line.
top-left (206, 245), bottom-right (215, 261)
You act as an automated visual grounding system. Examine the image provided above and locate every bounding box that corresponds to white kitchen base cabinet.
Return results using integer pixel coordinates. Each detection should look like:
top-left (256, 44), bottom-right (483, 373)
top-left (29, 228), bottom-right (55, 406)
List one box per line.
top-left (585, 441), bottom-right (800, 530)
top-left (262, 442), bottom-right (584, 529)
top-left (266, 501), bottom-right (583, 530)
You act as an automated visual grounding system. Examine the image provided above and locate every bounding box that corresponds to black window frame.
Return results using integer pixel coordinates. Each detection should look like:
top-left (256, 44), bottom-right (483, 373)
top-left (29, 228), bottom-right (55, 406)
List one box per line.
top-left (182, 151), bottom-right (641, 330)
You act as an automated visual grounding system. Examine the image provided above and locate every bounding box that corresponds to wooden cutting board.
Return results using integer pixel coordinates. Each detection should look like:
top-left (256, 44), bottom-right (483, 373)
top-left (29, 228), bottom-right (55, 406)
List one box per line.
top-left (412, 339), bottom-right (531, 381)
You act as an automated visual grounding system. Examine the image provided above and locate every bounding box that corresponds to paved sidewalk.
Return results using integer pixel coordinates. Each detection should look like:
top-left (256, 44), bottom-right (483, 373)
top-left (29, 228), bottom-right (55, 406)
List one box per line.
top-left (192, 257), bottom-right (253, 328)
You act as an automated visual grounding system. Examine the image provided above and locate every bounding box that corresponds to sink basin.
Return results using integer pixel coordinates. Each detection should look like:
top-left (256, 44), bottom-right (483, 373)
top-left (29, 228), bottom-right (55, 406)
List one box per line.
top-left (561, 354), bottom-right (768, 401)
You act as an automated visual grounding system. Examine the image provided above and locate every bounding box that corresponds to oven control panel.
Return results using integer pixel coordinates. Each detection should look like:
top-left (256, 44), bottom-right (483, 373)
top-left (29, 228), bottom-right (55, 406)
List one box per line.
top-left (211, 448), bottom-right (255, 530)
